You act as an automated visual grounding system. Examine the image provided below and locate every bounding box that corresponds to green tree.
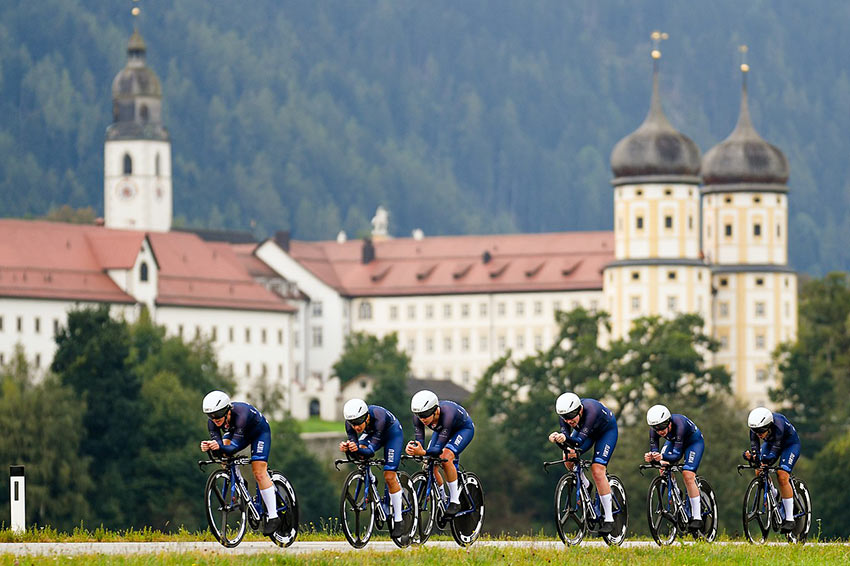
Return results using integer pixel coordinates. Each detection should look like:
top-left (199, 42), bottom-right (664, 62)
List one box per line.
top-left (0, 346), bottom-right (93, 531)
top-left (808, 431), bottom-right (850, 538)
top-left (333, 332), bottom-right (411, 421)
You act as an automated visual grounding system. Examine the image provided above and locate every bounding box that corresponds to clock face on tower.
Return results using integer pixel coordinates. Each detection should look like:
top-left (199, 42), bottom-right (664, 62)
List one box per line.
top-left (115, 181), bottom-right (138, 201)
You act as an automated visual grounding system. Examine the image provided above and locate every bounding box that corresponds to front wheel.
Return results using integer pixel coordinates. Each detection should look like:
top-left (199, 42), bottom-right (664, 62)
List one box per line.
top-left (205, 469), bottom-right (248, 548)
top-left (410, 471), bottom-right (436, 545)
top-left (554, 473), bottom-right (586, 546)
top-left (743, 477), bottom-right (770, 544)
top-left (602, 475), bottom-right (628, 547)
top-left (786, 477), bottom-right (812, 544)
top-left (697, 476), bottom-right (718, 543)
top-left (269, 471), bottom-right (298, 547)
top-left (647, 475), bottom-right (677, 546)
top-left (450, 472), bottom-right (485, 547)
top-left (340, 470), bottom-right (376, 548)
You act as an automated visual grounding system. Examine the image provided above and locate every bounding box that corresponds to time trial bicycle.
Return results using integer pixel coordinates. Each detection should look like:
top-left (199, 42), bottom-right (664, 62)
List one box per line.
top-left (402, 453), bottom-right (485, 547)
top-left (198, 453), bottom-right (298, 548)
top-left (737, 462), bottom-right (811, 544)
top-left (544, 455), bottom-right (628, 546)
top-left (335, 452), bottom-right (418, 548)
top-left (639, 461), bottom-right (718, 545)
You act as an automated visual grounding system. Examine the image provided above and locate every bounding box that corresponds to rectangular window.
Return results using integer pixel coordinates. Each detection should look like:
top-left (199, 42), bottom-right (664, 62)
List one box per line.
top-left (245, 363), bottom-right (251, 377)
top-left (54, 319), bottom-right (59, 335)
top-left (664, 215), bottom-right (673, 229)
top-left (245, 328), bottom-right (251, 343)
top-left (178, 324), bottom-right (183, 338)
top-left (720, 336), bottom-right (729, 349)
top-left (631, 296), bottom-right (641, 311)
top-left (534, 335), bottom-right (543, 349)
top-left (261, 363), bottom-right (268, 377)
top-left (261, 328), bottom-right (267, 344)
top-left (724, 224), bottom-right (732, 237)
top-left (461, 303), bottom-right (470, 318)
top-left (497, 302), bottom-right (506, 316)
top-left (17, 317), bottom-right (22, 332)
top-left (631, 271), bottom-right (640, 280)
top-left (35, 354), bottom-right (41, 368)
top-left (755, 334), bottom-right (766, 350)
top-left (667, 296), bottom-right (678, 312)
top-left (516, 302), bottom-right (525, 316)
top-left (444, 337), bottom-right (452, 352)
top-left (407, 305), bottom-right (416, 319)
top-left (553, 301), bottom-right (561, 312)
top-left (311, 326), bottom-right (323, 348)
top-left (407, 339), bottom-right (415, 353)
top-left (34, 318), bottom-right (40, 334)
top-left (389, 305), bottom-right (398, 320)
top-left (756, 369), bottom-right (768, 382)
top-left (311, 302), bottom-right (323, 317)
top-left (498, 336), bottom-right (506, 351)
top-left (516, 334), bottom-right (525, 349)
top-left (480, 303), bottom-right (488, 317)
top-left (278, 364), bottom-right (284, 378)
top-left (443, 304), bottom-right (452, 318)
top-left (480, 335), bottom-right (488, 352)
top-left (754, 223), bottom-right (762, 237)
top-left (636, 216), bottom-right (644, 230)
top-left (278, 329), bottom-right (283, 345)
top-left (426, 338), bottom-right (434, 353)
top-left (0, 353), bottom-right (4, 365)
top-left (461, 336), bottom-right (470, 351)
top-left (755, 302), bottom-right (766, 317)
top-left (212, 327), bottom-right (218, 341)
top-left (668, 271), bottom-right (676, 280)
top-left (425, 304), bottom-right (434, 319)
top-left (195, 326), bottom-right (201, 339)
top-left (294, 331), bottom-right (299, 348)
top-left (229, 327), bottom-right (234, 342)
top-left (534, 301), bottom-right (543, 315)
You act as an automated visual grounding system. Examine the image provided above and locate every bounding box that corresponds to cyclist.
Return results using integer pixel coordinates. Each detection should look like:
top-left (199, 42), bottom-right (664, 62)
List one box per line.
top-left (339, 398), bottom-right (408, 541)
top-left (743, 406), bottom-right (801, 533)
top-left (644, 404), bottom-right (706, 529)
top-left (405, 390), bottom-right (475, 517)
top-left (548, 392), bottom-right (618, 533)
top-left (199, 390), bottom-right (280, 535)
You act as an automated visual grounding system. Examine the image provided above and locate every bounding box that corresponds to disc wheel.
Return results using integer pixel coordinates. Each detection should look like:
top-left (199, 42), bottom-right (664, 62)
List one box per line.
top-left (602, 475), bottom-right (628, 547)
top-left (786, 477), bottom-right (812, 544)
top-left (410, 471), bottom-right (436, 544)
top-left (450, 472), bottom-right (485, 547)
top-left (696, 476), bottom-right (718, 543)
top-left (390, 472), bottom-right (419, 548)
top-left (268, 471), bottom-right (298, 547)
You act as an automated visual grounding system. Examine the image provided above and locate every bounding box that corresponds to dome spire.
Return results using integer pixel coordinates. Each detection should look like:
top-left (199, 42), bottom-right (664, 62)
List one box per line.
top-left (701, 46), bottom-right (789, 188)
top-left (609, 31), bottom-right (701, 184)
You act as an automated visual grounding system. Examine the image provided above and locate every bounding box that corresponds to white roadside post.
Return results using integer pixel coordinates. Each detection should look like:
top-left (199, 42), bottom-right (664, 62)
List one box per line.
top-left (10, 465), bottom-right (25, 533)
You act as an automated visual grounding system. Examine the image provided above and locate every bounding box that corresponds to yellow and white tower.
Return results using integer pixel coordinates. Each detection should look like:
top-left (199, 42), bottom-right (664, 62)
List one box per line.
top-left (701, 52), bottom-right (797, 403)
top-left (604, 34), bottom-right (712, 338)
top-left (104, 29), bottom-right (172, 232)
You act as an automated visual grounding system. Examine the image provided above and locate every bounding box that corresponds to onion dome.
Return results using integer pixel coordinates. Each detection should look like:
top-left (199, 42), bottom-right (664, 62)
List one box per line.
top-left (702, 72), bottom-right (788, 190)
top-left (610, 70), bottom-right (701, 186)
top-left (106, 30), bottom-right (168, 141)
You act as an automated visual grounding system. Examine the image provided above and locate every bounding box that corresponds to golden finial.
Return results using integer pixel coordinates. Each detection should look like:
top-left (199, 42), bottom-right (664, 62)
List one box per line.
top-left (739, 45), bottom-right (749, 73)
top-left (650, 30), bottom-right (669, 60)
top-left (132, 0), bottom-right (140, 18)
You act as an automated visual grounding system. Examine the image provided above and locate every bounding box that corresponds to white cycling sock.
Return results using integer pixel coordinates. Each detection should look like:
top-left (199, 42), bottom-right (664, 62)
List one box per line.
top-left (580, 471), bottom-right (591, 490)
top-left (447, 479), bottom-right (460, 504)
top-left (260, 486), bottom-right (278, 519)
top-left (600, 492), bottom-right (613, 522)
top-left (390, 489), bottom-right (403, 522)
top-left (783, 497), bottom-right (794, 520)
top-left (690, 496), bottom-right (701, 520)
top-left (437, 484), bottom-right (447, 502)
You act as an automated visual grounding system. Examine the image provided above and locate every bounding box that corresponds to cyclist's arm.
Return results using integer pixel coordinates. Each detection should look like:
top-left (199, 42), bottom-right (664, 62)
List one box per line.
top-left (648, 428), bottom-right (660, 453)
top-left (413, 416), bottom-right (425, 445)
top-left (425, 406), bottom-right (456, 456)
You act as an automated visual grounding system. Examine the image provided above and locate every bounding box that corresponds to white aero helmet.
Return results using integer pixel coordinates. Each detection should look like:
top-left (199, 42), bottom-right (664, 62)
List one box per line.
top-left (748, 407), bottom-right (773, 431)
top-left (203, 390), bottom-right (232, 419)
top-left (647, 404), bottom-right (672, 428)
top-left (556, 392), bottom-right (582, 418)
top-left (411, 390), bottom-right (439, 417)
top-left (343, 398), bottom-right (369, 425)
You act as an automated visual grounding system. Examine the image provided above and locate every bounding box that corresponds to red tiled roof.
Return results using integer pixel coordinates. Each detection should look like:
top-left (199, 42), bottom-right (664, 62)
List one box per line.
top-left (287, 231), bottom-right (614, 297)
top-left (0, 219), bottom-right (294, 312)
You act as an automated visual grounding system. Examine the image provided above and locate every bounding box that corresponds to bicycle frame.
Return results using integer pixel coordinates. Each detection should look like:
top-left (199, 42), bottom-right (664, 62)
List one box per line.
top-left (640, 462), bottom-right (691, 525)
top-left (334, 455), bottom-right (389, 522)
top-left (738, 463), bottom-right (790, 526)
top-left (200, 456), bottom-right (264, 522)
top-left (404, 454), bottom-right (476, 520)
top-left (544, 456), bottom-right (615, 527)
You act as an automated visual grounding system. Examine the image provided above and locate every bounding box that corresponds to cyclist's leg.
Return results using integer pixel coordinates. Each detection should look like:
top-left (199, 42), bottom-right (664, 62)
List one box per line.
top-left (249, 420), bottom-right (278, 524)
top-left (591, 422), bottom-right (617, 523)
top-left (382, 421), bottom-right (404, 522)
top-left (777, 442), bottom-right (800, 523)
top-left (442, 424), bottom-right (474, 507)
top-left (681, 437), bottom-right (704, 498)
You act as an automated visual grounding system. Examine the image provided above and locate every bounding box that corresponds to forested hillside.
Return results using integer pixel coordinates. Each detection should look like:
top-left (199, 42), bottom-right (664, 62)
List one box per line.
top-left (2, 0), bottom-right (849, 274)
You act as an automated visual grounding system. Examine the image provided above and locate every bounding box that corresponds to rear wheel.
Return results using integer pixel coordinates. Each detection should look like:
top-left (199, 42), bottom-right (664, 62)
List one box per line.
top-left (205, 469), bottom-right (248, 548)
top-left (786, 477), bottom-right (812, 544)
top-left (554, 473), bottom-right (585, 546)
top-left (450, 472), bottom-right (485, 547)
top-left (602, 475), bottom-right (628, 547)
top-left (410, 471), bottom-right (436, 544)
top-left (647, 475), bottom-right (677, 546)
top-left (390, 472), bottom-right (418, 548)
top-left (340, 470), bottom-right (375, 548)
top-left (697, 476), bottom-right (718, 543)
top-left (268, 471), bottom-right (298, 547)
top-left (742, 477), bottom-right (770, 544)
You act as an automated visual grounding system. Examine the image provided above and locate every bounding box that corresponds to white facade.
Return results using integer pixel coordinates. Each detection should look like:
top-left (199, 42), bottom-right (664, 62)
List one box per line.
top-left (104, 139), bottom-right (172, 232)
top-left (702, 192), bottom-right (788, 265)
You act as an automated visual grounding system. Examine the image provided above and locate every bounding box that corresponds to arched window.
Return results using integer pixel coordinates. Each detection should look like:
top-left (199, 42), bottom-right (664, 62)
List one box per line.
top-left (140, 262), bottom-right (149, 282)
top-left (123, 153), bottom-right (133, 175)
top-left (140, 104), bottom-right (149, 122)
top-left (358, 301), bottom-right (372, 320)
top-left (155, 153), bottom-right (160, 176)
top-left (309, 399), bottom-right (320, 417)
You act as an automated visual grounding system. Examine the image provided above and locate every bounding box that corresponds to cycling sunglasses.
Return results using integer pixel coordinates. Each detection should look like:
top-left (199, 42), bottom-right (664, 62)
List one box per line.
top-left (415, 406), bottom-right (438, 420)
top-left (653, 421), bottom-right (671, 432)
top-left (752, 424), bottom-right (771, 435)
top-left (347, 413), bottom-right (368, 426)
top-left (563, 407), bottom-right (581, 421)
top-left (208, 406), bottom-right (230, 420)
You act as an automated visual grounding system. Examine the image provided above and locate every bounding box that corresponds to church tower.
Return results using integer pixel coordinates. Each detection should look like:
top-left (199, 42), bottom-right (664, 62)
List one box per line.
top-left (104, 29), bottom-right (172, 232)
top-left (701, 56), bottom-right (797, 403)
top-left (604, 37), bottom-right (712, 339)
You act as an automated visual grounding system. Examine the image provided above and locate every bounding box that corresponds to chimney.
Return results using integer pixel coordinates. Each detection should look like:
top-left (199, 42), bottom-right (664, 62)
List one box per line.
top-left (275, 230), bottom-right (291, 252)
top-left (362, 238), bottom-right (375, 264)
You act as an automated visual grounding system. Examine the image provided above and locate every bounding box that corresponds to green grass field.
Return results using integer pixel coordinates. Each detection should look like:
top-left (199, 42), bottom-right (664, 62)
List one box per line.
top-left (298, 418), bottom-right (343, 433)
top-left (1, 544), bottom-right (850, 565)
